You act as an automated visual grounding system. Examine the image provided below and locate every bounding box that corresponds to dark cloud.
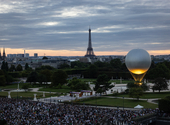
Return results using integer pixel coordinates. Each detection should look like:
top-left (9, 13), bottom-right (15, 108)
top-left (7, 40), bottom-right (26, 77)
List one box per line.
top-left (0, 0), bottom-right (170, 54)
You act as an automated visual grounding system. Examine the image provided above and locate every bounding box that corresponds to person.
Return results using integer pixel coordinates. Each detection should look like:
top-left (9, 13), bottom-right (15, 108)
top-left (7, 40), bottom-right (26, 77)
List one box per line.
top-left (0, 97), bottom-right (162, 125)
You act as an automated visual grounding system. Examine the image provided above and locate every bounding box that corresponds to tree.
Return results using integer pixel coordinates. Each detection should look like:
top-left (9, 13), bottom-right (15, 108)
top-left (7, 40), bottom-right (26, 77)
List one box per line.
top-left (0, 70), bottom-right (4, 76)
top-left (16, 64), bottom-right (23, 71)
top-left (5, 62), bottom-right (8, 71)
top-left (9, 65), bottom-right (16, 72)
top-left (121, 63), bottom-right (128, 71)
top-left (35, 65), bottom-right (54, 71)
top-left (96, 88), bottom-right (103, 95)
top-left (22, 84), bottom-right (30, 92)
top-left (153, 77), bottom-right (168, 92)
top-left (25, 63), bottom-right (29, 70)
top-left (42, 56), bottom-right (48, 59)
top-left (127, 82), bottom-right (149, 91)
top-left (1, 61), bottom-right (8, 71)
top-left (59, 63), bottom-right (70, 69)
top-left (68, 77), bottom-right (90, 91)
top-left (127, 82), bottom-right (139, 89)
top-left (71, 61), bottom-right (89, 68)
top-left (51, 70), bottom-right (68, 87)
top-left (129, 87), bottom-right (143, 100)
top-left (1, 61), bottom-right (5, 71)
top-left (159, 96), bottom-right (170, 113)
top-left (40, 69), bottom-right (52, 82)
top-left (26, 71), bottom-right (38, 84)
top-left (38, 74), bottom-right (47, 85)
top-left (110, 58), bottom-right (122, 70)
top-left (5, 74), bottom-right (14, 84)
top-left (147, 63), bottom-right (170, 79)
top-left (94, 61), bottom-right (106, 68)
top-left (87, 64), bottom-right (98, 78)
top-left (0, 70), bottom-right (6, 86)
top-left (0, 76), bottom-right (6, 86)
top-left (94, 74), bottom-right (114, 94)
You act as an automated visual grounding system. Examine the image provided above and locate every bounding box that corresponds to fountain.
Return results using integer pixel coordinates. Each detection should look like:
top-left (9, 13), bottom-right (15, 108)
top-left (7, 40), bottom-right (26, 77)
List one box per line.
top-left (10, 83), bottom-right (25, 92)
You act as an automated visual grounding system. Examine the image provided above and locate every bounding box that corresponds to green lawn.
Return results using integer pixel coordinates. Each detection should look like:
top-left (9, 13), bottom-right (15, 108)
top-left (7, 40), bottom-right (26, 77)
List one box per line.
top-left (0, 91), bottom-right (58, 98)
top-left (79, 97), bottom-right (158, 109)
top-left (80, 79), bottom-right (134, 84)
top-left (0, 83), bottom-right (41, 89)
top-left (39, 88), bottom-right (72, 93)
top-left (109, 92), bottom-right (170, 99)
top-left (110, 79), bottom-right (134, 84)
top-left (80, 78), bottom-right (96, 83)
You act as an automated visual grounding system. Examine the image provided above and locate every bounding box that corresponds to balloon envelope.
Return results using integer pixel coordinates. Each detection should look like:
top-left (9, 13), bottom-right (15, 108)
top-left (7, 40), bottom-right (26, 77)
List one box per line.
top-left (125, 49), bottom-right (151, 75)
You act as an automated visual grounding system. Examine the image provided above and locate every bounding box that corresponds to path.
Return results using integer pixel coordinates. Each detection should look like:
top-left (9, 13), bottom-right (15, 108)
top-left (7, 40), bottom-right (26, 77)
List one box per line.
top-left (29, 87), bottom-right (56, 94)
top-left (30, 87), bottom-right (159, 104)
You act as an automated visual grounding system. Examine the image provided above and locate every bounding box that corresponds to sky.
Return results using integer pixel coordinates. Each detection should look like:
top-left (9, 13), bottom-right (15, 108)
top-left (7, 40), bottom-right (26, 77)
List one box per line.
top-left (0, 0), bottom-right (170, 56)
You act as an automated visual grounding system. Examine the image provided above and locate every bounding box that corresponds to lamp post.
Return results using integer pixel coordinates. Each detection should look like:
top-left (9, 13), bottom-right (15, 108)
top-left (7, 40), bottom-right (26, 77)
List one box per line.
top-left (96, 93), bottom-right (97, 108)
top-left (123, 96), bottom-right (124, 110)
top-left (17, 88), bottom-right (18, 106)
top-left (50, 91), bottom-right (51, 104)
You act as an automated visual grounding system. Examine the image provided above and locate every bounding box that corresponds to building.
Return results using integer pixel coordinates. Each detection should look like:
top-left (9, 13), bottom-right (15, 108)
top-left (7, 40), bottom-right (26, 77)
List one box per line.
top-left (7, 54), bottom-right (17, 58)
top-left (17, 54), bottom-right (24, 58)
top-left (25, 53), bottom-right (29, 58)
top-left (34, 53), bottom-right (38, 58)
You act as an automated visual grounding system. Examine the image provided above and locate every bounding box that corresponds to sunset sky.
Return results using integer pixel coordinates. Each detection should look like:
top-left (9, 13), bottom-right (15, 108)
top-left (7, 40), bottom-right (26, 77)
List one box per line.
top-left (0, 0), bottom-right (170, 56)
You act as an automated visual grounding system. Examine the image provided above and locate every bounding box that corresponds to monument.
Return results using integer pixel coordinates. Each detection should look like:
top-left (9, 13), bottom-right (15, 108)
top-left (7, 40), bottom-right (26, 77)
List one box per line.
top-left (85, 28), bottom-right (95, 58)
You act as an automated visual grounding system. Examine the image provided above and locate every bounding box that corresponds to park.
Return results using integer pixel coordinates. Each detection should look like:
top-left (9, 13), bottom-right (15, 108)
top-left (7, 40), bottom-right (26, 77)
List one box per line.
top-left (0, 49), bottom-right (170, 124)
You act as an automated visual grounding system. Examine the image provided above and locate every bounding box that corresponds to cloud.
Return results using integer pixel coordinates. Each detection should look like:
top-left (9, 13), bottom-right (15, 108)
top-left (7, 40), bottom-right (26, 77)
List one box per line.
top-left (0, 0), bottom-right (170, 55)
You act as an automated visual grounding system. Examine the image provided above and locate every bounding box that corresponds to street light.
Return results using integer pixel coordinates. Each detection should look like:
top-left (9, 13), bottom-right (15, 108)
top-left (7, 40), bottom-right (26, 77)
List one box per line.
top-left (123, 96), bottom-right (124, 110)
top-left (17, 88), bottom-right (18, 106)
top-left (96, 93), bottom-right (97, 108)
top-left (50, 91), bottom-right (51, 104)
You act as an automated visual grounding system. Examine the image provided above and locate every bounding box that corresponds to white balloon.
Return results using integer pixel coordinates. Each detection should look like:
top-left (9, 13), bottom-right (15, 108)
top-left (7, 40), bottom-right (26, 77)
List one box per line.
top-left (125, 49), bottom-right (151, 74)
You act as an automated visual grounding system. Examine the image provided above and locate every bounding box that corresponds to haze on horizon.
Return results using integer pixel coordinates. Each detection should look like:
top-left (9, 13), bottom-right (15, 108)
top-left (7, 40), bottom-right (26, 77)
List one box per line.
top-left (0, 0), bottom-right (170, 56)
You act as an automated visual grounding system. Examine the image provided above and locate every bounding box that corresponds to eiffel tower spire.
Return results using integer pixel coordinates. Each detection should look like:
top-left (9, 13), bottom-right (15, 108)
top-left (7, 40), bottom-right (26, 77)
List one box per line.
top-left (85, 28), bottom-right (95, 58)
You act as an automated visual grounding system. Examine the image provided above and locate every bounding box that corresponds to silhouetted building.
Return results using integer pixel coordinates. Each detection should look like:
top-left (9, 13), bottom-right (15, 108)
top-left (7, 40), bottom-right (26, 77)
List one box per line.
top-left (0, 48), bottom-right (6, 60)
top-left (34, 53), bottom-right (38, 58)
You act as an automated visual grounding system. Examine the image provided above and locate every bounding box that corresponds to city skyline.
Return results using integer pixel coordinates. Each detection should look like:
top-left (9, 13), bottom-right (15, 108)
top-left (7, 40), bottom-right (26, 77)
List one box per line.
top-left (0, 0), bottom-right (170, 56)
top-left (4, 48), bottom-right (170, 56)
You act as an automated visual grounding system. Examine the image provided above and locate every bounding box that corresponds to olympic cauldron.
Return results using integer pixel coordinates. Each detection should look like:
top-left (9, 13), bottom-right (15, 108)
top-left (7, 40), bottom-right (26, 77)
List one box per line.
top-left (125, 49), bottom-right (151, 85)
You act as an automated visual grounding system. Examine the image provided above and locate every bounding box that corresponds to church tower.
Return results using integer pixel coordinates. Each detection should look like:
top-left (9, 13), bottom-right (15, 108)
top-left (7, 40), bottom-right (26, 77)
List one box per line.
top-left (3, 48), bottom-right (6, 60)
top-left (85, 28), bottom-right (95, 58)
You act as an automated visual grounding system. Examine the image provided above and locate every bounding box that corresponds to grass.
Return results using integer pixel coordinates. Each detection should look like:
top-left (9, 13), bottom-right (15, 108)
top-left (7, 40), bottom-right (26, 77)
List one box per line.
top-left (78, 97), bottom-right (158, 109)
top-left (39, 88), bottom-right (72, 93)
top-left (0, 91), bottom-right (59, 99)
top-left (80, 79), bottom-right (134, 84)
top-left (39, 85), bottom-right (73, 93)
top-left (110, 79), bottom-right (134, 84)
top-left (0, 83), bottom-right (41, 89)
top-left (80, 78), bottom-right (96, 83)
top-left (108, 91), bottom-right (170, 99)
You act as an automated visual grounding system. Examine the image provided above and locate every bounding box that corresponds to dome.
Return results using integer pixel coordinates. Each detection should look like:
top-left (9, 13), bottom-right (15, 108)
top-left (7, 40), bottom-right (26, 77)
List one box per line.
top-left (125, 49), bottom-right (151, 74)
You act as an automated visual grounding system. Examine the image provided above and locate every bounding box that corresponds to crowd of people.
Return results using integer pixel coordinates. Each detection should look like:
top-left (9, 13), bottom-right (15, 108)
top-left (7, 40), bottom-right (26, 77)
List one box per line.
top-left (0, 97), bottom-right (168, 125)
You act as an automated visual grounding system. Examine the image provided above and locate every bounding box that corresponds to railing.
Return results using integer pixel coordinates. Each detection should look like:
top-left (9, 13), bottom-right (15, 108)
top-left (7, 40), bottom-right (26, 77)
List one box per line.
top-left (132, 113), bottom-right (157, 124)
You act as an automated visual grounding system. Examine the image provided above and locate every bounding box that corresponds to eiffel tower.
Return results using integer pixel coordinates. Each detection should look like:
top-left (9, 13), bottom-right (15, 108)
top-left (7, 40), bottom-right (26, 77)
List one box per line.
top-left (85, 28), bottom-right (95, 58)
